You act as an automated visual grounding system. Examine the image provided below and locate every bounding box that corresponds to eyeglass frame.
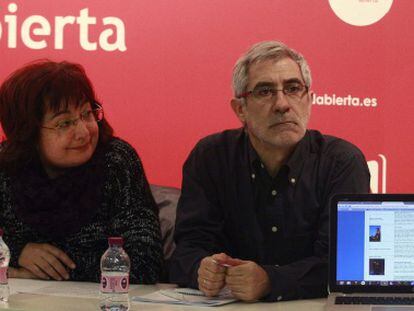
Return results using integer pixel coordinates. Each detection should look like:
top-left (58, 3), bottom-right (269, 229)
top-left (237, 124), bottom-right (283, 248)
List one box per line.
top-left (41, 103), bottom-right (104, 133)
top-left (237, 81), bottom-right (309, 103)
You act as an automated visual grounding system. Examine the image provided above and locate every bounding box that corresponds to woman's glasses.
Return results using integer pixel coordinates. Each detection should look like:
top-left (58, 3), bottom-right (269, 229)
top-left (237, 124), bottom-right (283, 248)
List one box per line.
top-left (42, 104), bottom-right (104, 135)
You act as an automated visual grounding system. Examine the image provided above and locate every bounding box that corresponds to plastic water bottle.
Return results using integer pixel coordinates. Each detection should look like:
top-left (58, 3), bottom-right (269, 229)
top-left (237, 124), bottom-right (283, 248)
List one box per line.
top-left (0, 228), bottom-right (10, 303)
top-left (99, 237), bottom-right (130, 311)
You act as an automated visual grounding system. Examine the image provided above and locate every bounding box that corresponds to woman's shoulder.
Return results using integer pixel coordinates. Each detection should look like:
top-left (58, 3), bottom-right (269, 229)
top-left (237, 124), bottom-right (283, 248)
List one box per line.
top-left (0, 142), bottom-right (8, 178)
top-left (105, 137), bottom-right (137, 154)
top-left (102, 137), bottom-right (142, 169)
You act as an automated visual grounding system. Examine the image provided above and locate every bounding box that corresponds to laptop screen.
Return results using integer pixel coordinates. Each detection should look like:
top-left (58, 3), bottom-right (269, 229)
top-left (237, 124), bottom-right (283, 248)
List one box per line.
top-left (330, 194), bottom-right (414, 293)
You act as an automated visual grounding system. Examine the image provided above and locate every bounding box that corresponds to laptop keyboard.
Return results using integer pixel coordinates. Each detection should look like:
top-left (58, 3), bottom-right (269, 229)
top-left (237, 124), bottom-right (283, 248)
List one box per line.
top-left (336, 296), bottom-right (414, 305)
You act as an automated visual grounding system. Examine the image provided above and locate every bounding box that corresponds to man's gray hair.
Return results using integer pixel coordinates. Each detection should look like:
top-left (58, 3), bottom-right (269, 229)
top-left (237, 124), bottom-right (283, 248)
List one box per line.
top-left (232, 41), bottom-right (312, 98)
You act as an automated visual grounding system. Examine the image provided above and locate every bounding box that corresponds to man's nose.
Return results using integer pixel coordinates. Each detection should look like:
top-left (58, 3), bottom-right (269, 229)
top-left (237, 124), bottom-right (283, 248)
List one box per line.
top-left (271, 90), bottom-right (290, 113)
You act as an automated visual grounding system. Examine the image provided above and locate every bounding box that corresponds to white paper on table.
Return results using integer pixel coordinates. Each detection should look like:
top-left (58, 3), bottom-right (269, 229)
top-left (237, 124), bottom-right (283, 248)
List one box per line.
top-left (8, 279), bottom-right (45, 295)
top-left (132, 287), bottom-right (237, 307)
top-left (9, 279), bottom-right (139, 299)
top-left (132, 291), bottom-right (188, 305)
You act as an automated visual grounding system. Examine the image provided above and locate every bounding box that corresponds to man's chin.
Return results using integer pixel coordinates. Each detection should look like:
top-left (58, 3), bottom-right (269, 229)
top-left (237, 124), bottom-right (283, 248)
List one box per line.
top-left (247, 127), bottom-right (306, 149)
top-left (264, 132), bottom-right (304, 148)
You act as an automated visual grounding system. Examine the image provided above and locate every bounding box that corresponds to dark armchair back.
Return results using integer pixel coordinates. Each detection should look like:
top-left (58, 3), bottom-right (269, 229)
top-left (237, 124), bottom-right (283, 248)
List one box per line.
top-left (150, 184), bottom-right (180, 282)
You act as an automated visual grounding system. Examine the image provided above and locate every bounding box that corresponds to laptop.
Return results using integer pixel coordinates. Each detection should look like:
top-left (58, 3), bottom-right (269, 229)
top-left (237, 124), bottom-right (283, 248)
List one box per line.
top-left (326, 194), bottom-right (414, 311)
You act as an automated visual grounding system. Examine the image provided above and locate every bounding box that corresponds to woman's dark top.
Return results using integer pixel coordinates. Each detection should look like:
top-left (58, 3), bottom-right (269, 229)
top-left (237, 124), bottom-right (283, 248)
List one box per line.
top-left (0, 138), bottom-right (162, 283)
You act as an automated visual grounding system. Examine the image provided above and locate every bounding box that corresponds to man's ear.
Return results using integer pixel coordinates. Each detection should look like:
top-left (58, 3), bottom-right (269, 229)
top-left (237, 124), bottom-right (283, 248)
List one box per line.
top-left (309, 89), bottom-right (314, 99)
top-left (231, 98), bottom-right (246, 123)
top-left (306, 90), bottom-right (313, 117)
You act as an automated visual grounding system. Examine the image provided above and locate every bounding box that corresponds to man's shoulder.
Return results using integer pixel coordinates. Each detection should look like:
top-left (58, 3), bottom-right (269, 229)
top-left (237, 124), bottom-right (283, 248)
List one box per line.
top-left (308, 130), bottom-right (365, 159)
top-left (194, 128), bottom-right (244, 152)
top-left (183, 128), bottom-right (245, 168)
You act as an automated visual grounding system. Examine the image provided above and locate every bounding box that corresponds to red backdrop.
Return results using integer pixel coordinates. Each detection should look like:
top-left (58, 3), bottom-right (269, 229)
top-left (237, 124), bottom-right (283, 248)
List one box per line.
top-left (0, 0), bottom-right (410, 192)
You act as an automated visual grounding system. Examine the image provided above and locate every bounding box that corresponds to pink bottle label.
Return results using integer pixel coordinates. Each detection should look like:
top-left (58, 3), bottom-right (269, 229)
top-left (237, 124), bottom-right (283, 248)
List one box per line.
top-left (100, 273), bottom-right (129, 293)
top-left (0, 267), bottom-right (7, 284)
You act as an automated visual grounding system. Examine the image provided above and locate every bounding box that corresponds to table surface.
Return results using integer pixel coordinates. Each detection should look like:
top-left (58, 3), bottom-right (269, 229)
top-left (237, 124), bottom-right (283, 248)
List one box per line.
top-left (0, 279), bottom-right (327, 311)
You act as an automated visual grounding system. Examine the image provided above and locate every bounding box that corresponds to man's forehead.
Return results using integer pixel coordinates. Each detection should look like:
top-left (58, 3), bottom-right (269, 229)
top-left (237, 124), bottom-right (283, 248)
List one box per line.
top-left (247, 57), bottom-right (303, 84)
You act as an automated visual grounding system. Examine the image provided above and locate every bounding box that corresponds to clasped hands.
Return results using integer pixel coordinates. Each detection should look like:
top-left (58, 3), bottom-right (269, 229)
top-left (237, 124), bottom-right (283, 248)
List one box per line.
top-left (9, 243), bottom-right (76, 281)
top-left (197, 253), bottom-right (271, 302)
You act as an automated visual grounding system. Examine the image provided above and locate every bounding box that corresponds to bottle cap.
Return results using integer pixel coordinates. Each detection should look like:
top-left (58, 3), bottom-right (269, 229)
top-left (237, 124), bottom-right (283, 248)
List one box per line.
top-left (108, 237), bottom-right (123, 246)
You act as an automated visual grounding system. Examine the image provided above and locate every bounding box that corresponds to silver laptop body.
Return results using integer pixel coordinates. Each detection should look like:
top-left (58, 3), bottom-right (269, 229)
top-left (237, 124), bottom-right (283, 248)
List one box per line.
top-left (326, 194), bottom-right (414, 311)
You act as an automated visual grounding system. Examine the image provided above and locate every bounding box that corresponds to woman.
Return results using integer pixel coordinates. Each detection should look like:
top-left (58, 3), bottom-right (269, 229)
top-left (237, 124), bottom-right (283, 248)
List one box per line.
top-left (0, 60), bottom-right (162, 283)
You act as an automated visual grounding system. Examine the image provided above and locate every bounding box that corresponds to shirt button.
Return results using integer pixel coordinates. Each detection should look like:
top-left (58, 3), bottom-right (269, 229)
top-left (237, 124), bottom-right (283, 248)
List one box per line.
top-left (271, 189), bottom-right (277, 196)
top-left (271, 226), bottom-right (278, 233)
top-left (290, 178), bottom-right (296, 184)
top-left (251, 173), bottom-right (256, 179)
top-left (261, 163), bottom-right (265, 169)
top-left (277, 296), bottom-right (283, 301)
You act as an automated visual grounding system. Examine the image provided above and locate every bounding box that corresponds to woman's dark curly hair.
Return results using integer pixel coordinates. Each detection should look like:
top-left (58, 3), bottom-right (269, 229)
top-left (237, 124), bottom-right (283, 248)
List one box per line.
top-left (0, 60), bottom-right (113, 173)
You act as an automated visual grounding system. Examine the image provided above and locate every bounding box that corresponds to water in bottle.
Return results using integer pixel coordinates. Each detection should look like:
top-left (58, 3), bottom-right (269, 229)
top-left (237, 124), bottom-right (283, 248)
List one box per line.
top-left (0, 228), bottom-right (10, 303)
top-left (99, 237), bottom-right (130, 311)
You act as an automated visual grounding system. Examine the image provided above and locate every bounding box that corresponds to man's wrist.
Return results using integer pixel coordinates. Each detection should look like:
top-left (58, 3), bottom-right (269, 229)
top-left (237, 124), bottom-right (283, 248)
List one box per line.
top-left (259, 271), bottom-right (272, 299)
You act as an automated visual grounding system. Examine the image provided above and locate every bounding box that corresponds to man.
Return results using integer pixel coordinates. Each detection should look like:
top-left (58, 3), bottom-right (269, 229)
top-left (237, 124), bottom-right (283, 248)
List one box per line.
top-left (169, 41), bottom-right (370, 302)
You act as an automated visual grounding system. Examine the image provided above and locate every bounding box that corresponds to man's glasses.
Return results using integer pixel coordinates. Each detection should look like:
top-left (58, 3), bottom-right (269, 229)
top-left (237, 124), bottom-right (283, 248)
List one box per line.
top-left (42, 104), bottom-right (104, 134)
top-left (238, 82), bottom-right (308, 104)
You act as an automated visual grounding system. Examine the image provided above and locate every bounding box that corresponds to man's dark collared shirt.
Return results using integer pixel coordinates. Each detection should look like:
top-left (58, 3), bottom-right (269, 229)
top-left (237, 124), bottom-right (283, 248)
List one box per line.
top-left (249, 141), bottom-right (294, 266)
top-left (170, 128), bottom-right (370, 301)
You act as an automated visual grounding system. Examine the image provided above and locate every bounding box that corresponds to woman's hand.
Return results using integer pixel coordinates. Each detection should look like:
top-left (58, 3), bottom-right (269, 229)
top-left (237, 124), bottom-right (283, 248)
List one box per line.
top-left (8, 267), bottom-right (37, 279)
top-left (18, 243), bottom-right (76, 281)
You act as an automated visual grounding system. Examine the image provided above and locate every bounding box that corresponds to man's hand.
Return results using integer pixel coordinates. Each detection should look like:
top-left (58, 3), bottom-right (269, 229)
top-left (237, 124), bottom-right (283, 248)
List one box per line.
top-left (18, 243), bottom-right (76, 281)
top-left (197, 253), bottom-right (229, 296)
top-left (225, 260), bottom-right (271, 302)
